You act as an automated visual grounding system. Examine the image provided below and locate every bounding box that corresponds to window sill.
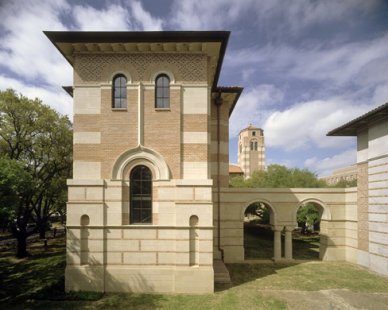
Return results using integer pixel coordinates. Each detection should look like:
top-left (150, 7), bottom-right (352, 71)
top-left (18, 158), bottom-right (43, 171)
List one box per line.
top-left (112, 108), bottom-right (127, 111)
top-left (155, 108), bottom-right (171, 111)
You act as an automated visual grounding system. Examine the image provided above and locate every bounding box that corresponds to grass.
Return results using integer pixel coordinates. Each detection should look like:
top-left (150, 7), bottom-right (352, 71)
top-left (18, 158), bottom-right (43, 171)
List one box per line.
top-left (1, 234), bottom-right (388, 309)
top-left (227, 262), bottom-right (388, 292)
top-left (244, 224), bottom-right (320, 260)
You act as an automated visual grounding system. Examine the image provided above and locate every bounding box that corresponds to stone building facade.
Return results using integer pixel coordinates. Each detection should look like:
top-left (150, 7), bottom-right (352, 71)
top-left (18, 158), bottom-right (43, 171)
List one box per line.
top-left (46, 30), bottom-right (388, 294)
top-left (320, 165), bottom-right (357, 185)
top-left (237, 125), bottom-right (265, 178)
top-left (328, 103), bottom-right (388, 277)
top-left (46, 30), bottom-right (242, 293)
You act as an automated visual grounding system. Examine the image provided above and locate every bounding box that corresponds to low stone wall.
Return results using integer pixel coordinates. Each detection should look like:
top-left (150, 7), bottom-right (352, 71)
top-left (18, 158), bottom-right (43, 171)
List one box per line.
top-left (214, 187), bottom-right (358, 263)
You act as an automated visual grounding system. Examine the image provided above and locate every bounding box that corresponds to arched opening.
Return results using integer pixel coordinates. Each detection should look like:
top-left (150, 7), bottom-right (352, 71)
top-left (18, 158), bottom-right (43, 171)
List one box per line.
top-left (243, 201), bottom-right (275, 260)
top-left (293, 201), bottom-right (325, 260)
top-left (80, 214), bottom-right (90, 265)
top-left (189, 215), bottom-right (199, 266)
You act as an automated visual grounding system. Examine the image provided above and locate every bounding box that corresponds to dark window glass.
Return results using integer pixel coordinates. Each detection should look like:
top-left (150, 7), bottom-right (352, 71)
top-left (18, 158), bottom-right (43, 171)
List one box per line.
top-left (252, 131), bottom-right (256, 136)
top-left (155, 74), bottom-right (170, 108)
top-left (112, 74), bottom-right (127, 108)
top-left (130, 165), bottom-right (152, 224)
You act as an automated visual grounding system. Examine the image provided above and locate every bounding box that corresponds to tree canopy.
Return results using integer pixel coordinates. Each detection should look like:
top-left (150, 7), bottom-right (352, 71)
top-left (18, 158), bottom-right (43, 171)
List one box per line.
top-left (0, 89), bottom-right (72, 257)
top-left (230, 164), bottom-right (328, 188)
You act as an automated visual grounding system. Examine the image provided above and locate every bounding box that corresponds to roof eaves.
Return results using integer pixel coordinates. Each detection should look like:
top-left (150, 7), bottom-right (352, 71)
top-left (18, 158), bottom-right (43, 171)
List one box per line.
top-left (43, 30), bottom-right (230, 92)
top-left (327, 102), bottom-right (388, 136)
top-left (214, 86), bottom-right (244, 117)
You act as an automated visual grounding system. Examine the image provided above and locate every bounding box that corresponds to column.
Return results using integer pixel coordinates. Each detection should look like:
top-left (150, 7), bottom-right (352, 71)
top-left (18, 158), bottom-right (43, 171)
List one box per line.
top-left (284, 226), bottom-right (293, 260)
top-left (273, 226), bottom-right (282, 261)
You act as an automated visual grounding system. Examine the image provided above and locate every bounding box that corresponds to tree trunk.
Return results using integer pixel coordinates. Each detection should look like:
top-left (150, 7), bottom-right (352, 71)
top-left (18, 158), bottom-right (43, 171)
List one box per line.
top-left (16, 232), bottom-right (28, 258)
top-left (39, 227), bottom-right (46, 239)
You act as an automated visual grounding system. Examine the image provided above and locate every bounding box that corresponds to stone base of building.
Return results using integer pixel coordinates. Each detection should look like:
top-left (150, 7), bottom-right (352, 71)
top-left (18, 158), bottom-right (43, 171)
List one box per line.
top-left (357, 250), bottom-right (388, 276)
top-left (65, 265), bottom-right (214, 294)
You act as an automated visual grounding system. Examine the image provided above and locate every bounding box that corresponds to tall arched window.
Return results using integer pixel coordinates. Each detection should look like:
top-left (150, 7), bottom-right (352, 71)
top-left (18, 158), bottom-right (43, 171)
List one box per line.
top-left (112, 74), bottom-right (127, 108)
top-left (155, 74), bottom-right (170, 108)
top-left (130, 165), bottom-right (152, 224)
top-left (250, 140), bottom-right (258, 151)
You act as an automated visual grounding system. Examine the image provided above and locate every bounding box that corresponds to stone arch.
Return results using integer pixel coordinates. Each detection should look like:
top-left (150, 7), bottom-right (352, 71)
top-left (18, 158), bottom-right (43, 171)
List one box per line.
top-left (109, 70), bottom-right (133, 84)
top-left (293, 198), bottom-right (330, 261)
top-left (111, 145), bottom-right (170, 180)
top-left (294, 198), bottom-right (331, 221)
top-left (241, 198), bottom-right (278, 226)
top-left (150, 70), bottom-right (175, 84)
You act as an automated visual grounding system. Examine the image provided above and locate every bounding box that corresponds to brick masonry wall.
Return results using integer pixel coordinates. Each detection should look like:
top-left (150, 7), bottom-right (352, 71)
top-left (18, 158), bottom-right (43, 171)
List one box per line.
top-left (357, 162), bottom-right (369, 251)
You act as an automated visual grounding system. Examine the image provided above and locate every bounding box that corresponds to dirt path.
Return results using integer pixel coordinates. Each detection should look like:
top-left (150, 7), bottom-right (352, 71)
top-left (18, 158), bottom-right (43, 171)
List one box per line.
top-left (261, 289), bottom-right (388, 310)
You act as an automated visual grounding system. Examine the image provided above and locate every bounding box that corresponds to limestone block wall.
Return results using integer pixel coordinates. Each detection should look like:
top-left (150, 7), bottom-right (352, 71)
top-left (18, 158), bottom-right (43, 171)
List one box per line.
top-left (66, 179), bottom-right (214, 293)
top-left (356, 121), bottom-right (388, 276)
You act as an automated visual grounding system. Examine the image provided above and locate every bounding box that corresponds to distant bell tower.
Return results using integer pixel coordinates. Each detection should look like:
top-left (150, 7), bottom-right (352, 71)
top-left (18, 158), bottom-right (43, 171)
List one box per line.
top-left (238, 124), bottom-right (265, 178)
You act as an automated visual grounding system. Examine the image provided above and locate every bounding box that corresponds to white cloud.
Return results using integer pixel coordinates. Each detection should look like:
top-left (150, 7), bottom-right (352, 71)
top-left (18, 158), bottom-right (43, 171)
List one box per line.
top-left (171, 0), bottom-right (379, 32)
top-left (0, 0), bottom-right (71, 85)
top-left (305, 149), bottom-right (356, 176)
top-left (255, 0), bottom-right (379, 35)
top-left (171, 0), bottom-right (249, 29)
top-left (0, 75), bottom-right (72, 116)
top-left (0, 0), bottom-right (164, 119)
top-left (229, 84), bottom-right (284, 137)
top-left (373, 84), bottom-right (388, 105)
top-left (72, 4), bottom-right (130, 31)
top-left (228, 33), bottom-right (388, 90)
top-left (72, 2), bottom-right (163, 31)
top-left (263, 99), bottom-right (373, 151)
top-left (129, 1), bottom-right (163, 31)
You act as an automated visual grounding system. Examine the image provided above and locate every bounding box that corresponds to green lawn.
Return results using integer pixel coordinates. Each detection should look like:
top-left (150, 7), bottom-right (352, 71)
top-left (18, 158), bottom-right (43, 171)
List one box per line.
top-left (1, 235), bottom-right (388, 309)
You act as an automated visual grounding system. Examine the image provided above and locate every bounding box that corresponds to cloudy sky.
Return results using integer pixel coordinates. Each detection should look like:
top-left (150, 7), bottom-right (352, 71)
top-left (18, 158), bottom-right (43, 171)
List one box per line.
top-left (1, 0), bottom-right (388, 176)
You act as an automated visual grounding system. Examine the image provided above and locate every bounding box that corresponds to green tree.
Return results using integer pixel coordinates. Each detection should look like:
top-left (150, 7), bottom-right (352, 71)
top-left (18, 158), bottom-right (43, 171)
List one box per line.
top-left (0, 89), bottom-right (72, 256)
top-left (0, 159), bottom-right (34, 257)
top-left (230, 164), bottom-right (327, 188)
top-left (297, 203), bottom-right (320, 233)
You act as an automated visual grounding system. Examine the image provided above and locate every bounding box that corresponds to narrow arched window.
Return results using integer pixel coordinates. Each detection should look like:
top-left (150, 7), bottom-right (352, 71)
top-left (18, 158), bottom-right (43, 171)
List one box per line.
top-left (112, 74), bottom-right (127, 108)
top-left (250, 140), bottom-right (258, 151)
top-left (155, 74), bottom-right (170, 108)
top-left (130, 165), bottom-right (152, 224)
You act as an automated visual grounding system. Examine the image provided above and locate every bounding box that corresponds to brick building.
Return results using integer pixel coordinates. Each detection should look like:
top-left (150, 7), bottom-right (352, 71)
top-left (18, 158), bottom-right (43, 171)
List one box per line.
top-left (237, 124), bottom-right (265, 178)
top-left (46, 30), bottom-right (388, 294)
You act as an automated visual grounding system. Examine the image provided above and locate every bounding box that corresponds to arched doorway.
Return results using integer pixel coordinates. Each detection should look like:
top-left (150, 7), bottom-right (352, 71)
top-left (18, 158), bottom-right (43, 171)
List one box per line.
top-left (293, 201), bottom-right (325, 260)
top-left (243, 201), bottom-right (275, 260)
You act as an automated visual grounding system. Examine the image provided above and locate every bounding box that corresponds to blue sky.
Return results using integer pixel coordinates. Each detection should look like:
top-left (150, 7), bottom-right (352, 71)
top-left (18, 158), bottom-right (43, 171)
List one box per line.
top-left (1, 0), bottom-right (388, 176)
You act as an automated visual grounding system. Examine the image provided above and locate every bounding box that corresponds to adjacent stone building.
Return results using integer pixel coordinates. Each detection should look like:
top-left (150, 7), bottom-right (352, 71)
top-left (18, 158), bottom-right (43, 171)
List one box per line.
top-left (320, 165), bottom-right (357, 185)
top-left (328, 102), bottom-right (388, 277)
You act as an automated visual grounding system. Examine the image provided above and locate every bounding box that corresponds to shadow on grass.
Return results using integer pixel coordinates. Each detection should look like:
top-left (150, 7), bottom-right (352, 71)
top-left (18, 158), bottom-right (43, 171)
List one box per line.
top-left (244, 224), bottom-right (320, 261)
top-left (225, 263), bottom-right (294, 289)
